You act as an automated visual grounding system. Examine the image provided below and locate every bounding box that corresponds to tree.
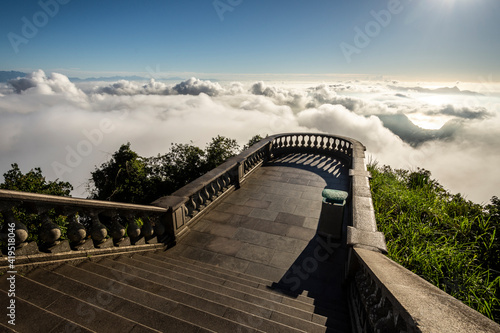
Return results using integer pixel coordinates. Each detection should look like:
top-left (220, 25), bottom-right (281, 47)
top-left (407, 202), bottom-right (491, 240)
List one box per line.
top-left (205, 135), bottom-right (240, 170)
top-left (88, 135), bottom-right (261, 204)
top-left (0, 164), bottom-right (73, 244)
top-left (88, 143), bottom-right (154, 204)
top-left (243, 134), bottom-right (264, 150)
top-left (1, 163), bottom-right (73, 196)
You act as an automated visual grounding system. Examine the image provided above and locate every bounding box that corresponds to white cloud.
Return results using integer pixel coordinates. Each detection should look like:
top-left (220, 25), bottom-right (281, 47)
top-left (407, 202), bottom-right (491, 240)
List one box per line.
top-left (1, 71), bottom-right (499, 203)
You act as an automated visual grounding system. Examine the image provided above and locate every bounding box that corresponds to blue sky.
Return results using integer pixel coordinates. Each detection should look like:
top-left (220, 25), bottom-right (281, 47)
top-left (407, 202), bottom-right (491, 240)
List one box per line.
top-left (1, 0), bottom-right (499, 81)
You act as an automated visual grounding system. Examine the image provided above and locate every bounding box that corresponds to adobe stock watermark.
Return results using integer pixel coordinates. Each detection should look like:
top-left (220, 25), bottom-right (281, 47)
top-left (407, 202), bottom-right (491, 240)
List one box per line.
top-left (6, 222), bottom-right (17, 326)
top-left (7, 0), bottom-right (72, 54)
top-left (340, 0), bottom-right (412, 64)
top-left (213, 0), bottom-right (243, 22)
top-left (281, 235), bottom-right (337, 292)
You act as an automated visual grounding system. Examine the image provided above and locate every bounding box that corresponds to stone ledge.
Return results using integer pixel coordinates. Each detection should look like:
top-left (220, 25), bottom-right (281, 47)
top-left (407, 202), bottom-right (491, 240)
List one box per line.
top-left (354, 247), bottom-right (500, 333)
top-left (347, 227), bottom-right (387, 253)
top-left (0, 243), bottom-right (165, 273)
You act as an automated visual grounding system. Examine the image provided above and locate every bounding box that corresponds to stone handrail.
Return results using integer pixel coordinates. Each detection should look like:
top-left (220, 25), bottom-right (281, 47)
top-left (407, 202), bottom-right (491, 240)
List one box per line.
top-left (152, 137), bottom-right (271, 238)
top-left (0, 189), bottom-right (169, 259)
top-left (348, 247), bottom-right (500, 332)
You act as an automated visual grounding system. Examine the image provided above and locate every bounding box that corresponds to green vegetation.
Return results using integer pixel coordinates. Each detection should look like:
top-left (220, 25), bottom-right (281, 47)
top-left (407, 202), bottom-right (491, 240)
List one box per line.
top-left (0, 163), bottom-right (73, 244)
top-left (88, 135), bottom-right (259, 204)
top-left (368, 162), bottom-right (500, 322)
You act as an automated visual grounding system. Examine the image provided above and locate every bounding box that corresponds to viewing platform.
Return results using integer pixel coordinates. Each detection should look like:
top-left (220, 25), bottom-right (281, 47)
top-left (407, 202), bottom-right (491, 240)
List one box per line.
top-left (1, 133), bottom-right (499, 333)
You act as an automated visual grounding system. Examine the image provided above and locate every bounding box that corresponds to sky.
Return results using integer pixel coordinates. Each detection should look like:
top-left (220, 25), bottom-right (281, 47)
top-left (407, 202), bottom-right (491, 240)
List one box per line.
top-left (1, 0), bottom-right (500, 81)
top-left (1, 0), bottom-right (500, 204)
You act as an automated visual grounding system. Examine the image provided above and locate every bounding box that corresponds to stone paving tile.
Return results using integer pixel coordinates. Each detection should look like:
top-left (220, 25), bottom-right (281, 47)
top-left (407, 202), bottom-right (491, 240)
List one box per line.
top-left (204, 211), bottom-right (234, 223)
top-left (251, 221), bottom-right (290, 237)
top-left (183, 230), bottom-right (217, 248)
top-left (215, 202), bottom-right (254, 216)
top-left (286, 226), bottom-right (317, 241)
top-left (300, 191), bottom-right (323, 201)
top-left (261, 193), bottom-right (289, 204)
top-left (248, 208), bottom-right (279, 221)
top-left (181, 245), bottom-right (217, 264)
top-left (245, 262), bottom-right (284, 281)
top-left (234, 228), bottom-right (281, 249)
top-left (204, 221), bottom-right (239, 238)
top-left (244, 199), bottom-right (272, 209)
top-left (308, 180), bottom-right (327, 188)
top-left (266, 201), bottom-right (297, 214)
top-left (287, 178), bottom-right (311, 186)
top-left (274, 237), bottom-right (310, 255)
top-left (303, 217), bottom-right (319, 230)
top-left (205, 236), bottom-right (242, 256)
top-left (260, 186), bottom-right (303, 198)
top-left (209, 253), bottom-right (250, 273)
top-left (270, 251), bottom-right (301, 270)
top-left (295, 199), bottom-right (322, 211)
top-left (292, 206), bottom-right (321, 219)
top-left (236, 243), bottom-right (275, 265)
top-left (274, 212), bottom-right (306, 227)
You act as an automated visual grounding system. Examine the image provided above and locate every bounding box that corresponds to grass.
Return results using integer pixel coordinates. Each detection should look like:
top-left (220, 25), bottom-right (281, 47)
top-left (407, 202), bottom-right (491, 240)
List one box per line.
top-left (368, 162), bottom-right (500, 322)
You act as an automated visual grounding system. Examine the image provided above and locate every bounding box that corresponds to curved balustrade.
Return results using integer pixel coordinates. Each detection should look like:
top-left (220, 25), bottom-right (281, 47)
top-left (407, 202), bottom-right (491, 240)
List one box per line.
top-left (269, 133), bottom-right (354, 162)
top-left (0, 189), bottom-right (169, 260)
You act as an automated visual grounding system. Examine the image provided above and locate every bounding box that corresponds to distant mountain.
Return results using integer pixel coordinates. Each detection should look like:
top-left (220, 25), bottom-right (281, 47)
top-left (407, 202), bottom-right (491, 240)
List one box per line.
top-left (389, 85), bottom-right (482, 96)
top-left (69, 76), bottom-right (188, 82)
top-left (375, 113), bottom-right (460, 146)
top-left (0, 71), bottom-right (26, 82)
top-left (69, 75), bottom-right (149, 82)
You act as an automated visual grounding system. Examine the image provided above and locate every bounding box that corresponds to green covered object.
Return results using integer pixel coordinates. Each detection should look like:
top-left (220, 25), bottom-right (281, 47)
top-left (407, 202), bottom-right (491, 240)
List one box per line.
top-left (322, 189), bottom-right (348, 205)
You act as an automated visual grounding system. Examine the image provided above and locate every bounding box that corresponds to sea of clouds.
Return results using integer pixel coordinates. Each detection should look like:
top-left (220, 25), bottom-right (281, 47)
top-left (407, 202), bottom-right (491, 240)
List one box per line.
top-left (1, 70), bottom-right (499, 203)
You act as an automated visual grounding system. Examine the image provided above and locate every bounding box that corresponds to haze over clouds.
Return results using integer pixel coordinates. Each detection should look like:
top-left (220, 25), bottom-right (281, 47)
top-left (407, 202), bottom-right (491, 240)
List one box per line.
top-left (1, 70), bottom-right (500, 204)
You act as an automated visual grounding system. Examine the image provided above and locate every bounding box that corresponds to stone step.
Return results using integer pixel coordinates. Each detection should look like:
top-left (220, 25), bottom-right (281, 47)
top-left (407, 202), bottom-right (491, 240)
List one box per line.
top-left (147, 250), bottom-right (349, 319)
top-left (152, 249), bottom-right (272, 285)
top-left (146, 251), bottom-right (316, 307)
top-left (0, 284), bottom-right (96, 333)
top-left (27, 266), bottom-right (251, 333)
top-left (100, 256), bottom-right (324, 324)
top-left (0, 274), bottom-right (161, 333)
top-left (147, 251), bottom-right (350, 330)
top-left (78, 259), bottom-right (329, 333)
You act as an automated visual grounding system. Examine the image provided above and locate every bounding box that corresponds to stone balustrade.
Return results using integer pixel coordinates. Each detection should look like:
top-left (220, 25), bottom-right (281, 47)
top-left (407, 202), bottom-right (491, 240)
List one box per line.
top-left (0, 189), bottom-right (169, 259)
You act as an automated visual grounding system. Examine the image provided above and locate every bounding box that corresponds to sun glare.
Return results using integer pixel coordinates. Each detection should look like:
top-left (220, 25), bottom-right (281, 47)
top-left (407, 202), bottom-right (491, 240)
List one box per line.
top-left (406, 113), bottom-right (450, 130)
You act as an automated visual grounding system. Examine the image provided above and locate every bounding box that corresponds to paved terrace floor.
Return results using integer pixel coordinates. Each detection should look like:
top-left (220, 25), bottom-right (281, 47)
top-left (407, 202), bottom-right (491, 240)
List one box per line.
top-left (168, 153), bottom-right (352, 328)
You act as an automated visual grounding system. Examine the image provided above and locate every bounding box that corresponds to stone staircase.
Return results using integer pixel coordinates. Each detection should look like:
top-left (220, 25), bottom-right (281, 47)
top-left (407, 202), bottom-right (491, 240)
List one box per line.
top-left (0, 248), bottom-right (352, 333)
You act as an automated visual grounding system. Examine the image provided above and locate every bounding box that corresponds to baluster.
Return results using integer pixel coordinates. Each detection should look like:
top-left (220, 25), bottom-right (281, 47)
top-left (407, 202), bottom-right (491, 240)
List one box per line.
top-left (109, 213), bottom-right (126, 243)
top-left (0, 209), bottom-right (29, 249)
top-left (38, 210), bottom-right (62, 248)
top-left (293, 135), bottom-right (298, 147)
top-left (305, 135), bottom-right (311, 148)
top-left (333, 138), bottom-right (339, 151)
top-left (66, 213), bottom-right (86, 245)
top-left (196, 191), bottom-right (204, 208)
top-left (203, 185), bottom-right (210, 204)
top-left (325, 137), bottom-right (332, 151)
top-left (125, 213), bottom-right (141, 240)
top-left (187, 195), bottom-right (196, 217)
top-left (152, 215), bottom-right (166, 240)
top-left (89, 211), bottom-right (107, 245)
top-left (141, 215), bottom-right (155, 240)
top-left (318, 136), bottom-right (324, 151)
